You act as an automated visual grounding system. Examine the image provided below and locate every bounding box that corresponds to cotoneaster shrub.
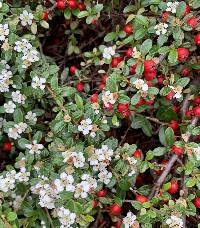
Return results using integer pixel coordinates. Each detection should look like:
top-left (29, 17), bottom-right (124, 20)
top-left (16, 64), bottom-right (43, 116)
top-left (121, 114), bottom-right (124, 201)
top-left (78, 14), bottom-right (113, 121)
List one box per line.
top-left (0, 0), bottom-right (200, 227)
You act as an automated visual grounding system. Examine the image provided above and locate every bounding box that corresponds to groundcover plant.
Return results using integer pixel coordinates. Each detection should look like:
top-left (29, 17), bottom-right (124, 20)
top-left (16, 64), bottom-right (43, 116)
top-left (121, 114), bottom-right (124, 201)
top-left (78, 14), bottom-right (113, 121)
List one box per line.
top-left (0, 0), bottom-right (200, 227)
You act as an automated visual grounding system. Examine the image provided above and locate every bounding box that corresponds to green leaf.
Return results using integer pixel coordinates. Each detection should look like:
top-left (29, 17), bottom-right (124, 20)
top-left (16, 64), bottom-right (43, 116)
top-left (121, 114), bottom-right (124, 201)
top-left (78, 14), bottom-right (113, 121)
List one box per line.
top-left (168, 49), bottom-right (178, 65)
top-left (131, 93), bottom-right (141, 105)
top-left (192, 127), bottom-right (200, 135)
top-left (119, 179), bottom-right (131, 190)
top-left (13, 108), bottom-right (23, 123)
top-left (31, 22), bottom-right (37, 34)
top-left (140, 39), bottom-right (152, 55)
top-left (135, 62), bottom-right (144, 75)
top-left (153, 147), bottom-right (167, 156)
top-left (175, 77), bottom-right (190, 87)
top-left (140, 161), bottom-right (149, 173)
top-left (75, 94), bottom-right (84, 109)
top-left (7, 212), bottom-right (17, 222)
top-left (77, 11), bottom-right (89, 18)
top-left (123, 5), bottom-right (135, 13)
top-left (176, 1), bottom-right (186, 18)
top-left (156, 107), bottom-right (178, 122)
top-left (165, 127), bottom-right (174, 147)
top-left (104, 32), bottom-right (117, 42)
top-left (135, 15), bottom-right (148, 27)
top-left (18, 138), bottom-right (30, 149)
top-left (40, 20), bottom-right (49, 29)
top-left (186, 177), bottom-right (196, 187)
top-left (134, 28), bottom-right (147, 40)
top-left (53, 121), bottom-right (65, 134)
top-left (159, 127), bottom-right (167, 146)
top-left (92, 4), bottom-right (103, 13)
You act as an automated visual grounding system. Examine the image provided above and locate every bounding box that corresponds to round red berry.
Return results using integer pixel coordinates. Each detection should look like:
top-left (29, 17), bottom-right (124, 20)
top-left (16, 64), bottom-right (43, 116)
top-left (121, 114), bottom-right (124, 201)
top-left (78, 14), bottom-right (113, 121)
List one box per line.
top-left (180, 67), bottom-right (190, 77)
top-left (177, 48), bottom-right (189, 61)
top-left (126, 47), bottom-right (133, 57)
top-left (194, 198), bottom-right (200, 208)
top-left (117, 103), bottom-right (129, 113)
top-left (90, 94), bottom-right (98, 103)
top-left (92, 200), bottom-right (98, 208)
top-left (76, 82), bottom-right (84, 92)
top-left (168, 181), bottom-right (179, 194)
top-left (169, 120), bottom-right (179, 132)
top-left (171, 146), bottom-right (184, 156)
top-left (183, 5), bottom-right (190, 17)
top-left (99, 83), bottom-right (106, 90)
top-left (96, 189), bottom-right (107, 197)
top-left (123, 24), bottom-right (133, 35)
top-left (136, 194), bottom-right (148, 203)
top-left (68, 0), bottom-right (77, 9)
top-left (185, 110), bottom-right (193, 118)
top-left (133, 149), bottom-right (142, 158)
top-left (194, 97), bottom-right (200, 106)
top-left (77, 2), bottom-right (85, 11)
top-left (186, 17), bottom-right (198, 29)
top-left (110, 204), bottom-right (122, 215)
top-left (157, 75), bottom-right (165, 84)
top-left (56, 1), bottom-right (66, 10)
top-left (194, 33), bottom-right (200, 46)
top-left (114, 220), bottom-right (122, 228)
top-left (69, 65), bottom-right (77, 75)
top-left (162, 11), bottom-right (170, 21)
top-left (42, 11), bottom-right (49, 21)
top-left (193, 106), bottom-right (200, 118)
top-left (165, 90), bottom-right (174, 101)
top-left (130, 64), bottom-right (137, 75)
top-left (2, 142), bottom-right (12, 152)
top-left (102, 74), bottom-right (108, 83)
top-left (144, 71), bottom-right (156, 81)
top-left (111, 57), bottom-right (122, 68)
top-left (91, 19), bottom-right (97, 25)
top-left (172, 105), bottom-right (179, 113)
top-left (144, 60), bottom-right (156, 72)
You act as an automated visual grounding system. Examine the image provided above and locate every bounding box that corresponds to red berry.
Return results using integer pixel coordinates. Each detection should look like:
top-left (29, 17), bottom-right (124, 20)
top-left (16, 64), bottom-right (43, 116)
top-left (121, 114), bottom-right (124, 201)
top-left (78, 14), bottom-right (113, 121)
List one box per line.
top-left (56, 1), bottom-right (66, 9)
top-left (171, 146), bottom-right (184, 156)
top-left (165, 90), bottom-right (174, 101)
top-left (193, 106), bottom-right (200, 118)
top-left (194, 33), bottom-right (200, 46)
top-left (90, 94), bottom-right (98, 103)
top-left (177, 48), bottom-right (189, 61)
top-left (70, 65), bottom-right (77, 75)
top-left (136, 195), bottom-right (148, 203)
top-left (126, 47), bottom-right (134, 57)
top-left (2, 142), bottom-right (12, 152)
top-left (169, 120), bottom-right (179, 132)
top-left (144, 71), bottom-right (156, 81)
top-left (117, 103), bottom-right (129, 113)
top-left (122, 109), bottom-right (130, 118)
top-left (194, 198), bottom-right (200, 208)
top-left (111, 57), bottom-right (122, 68)
top-left (194, 97), bottom-right (200, 106)
top-left (102, 74), bottom-right (108, 83)
top-left (168, 181), bottom-right (179, 194)
top-left (162, 11), bottom-right (170, 21)
top-left (144, 60), bottom-right (156, 72)
top-left (157, 75), bottom-right (165, 84)
top-left (180, 67), bottom-right (190, 77)
top-left (91, 19), bottom-right (97, 25)
top-left (92, 200), bottom-right (98, 208)
top-left (130, 64), bottom-right (137, 75)
top-left (133, 149), bottom-right (142, 158)
top-left (110, 204), bottom-right (122, 215)
top-left (76, 82), bottom-right (84, 92)
top-left (68, 0), bottom-right (77, 9)
top-left (136, 175), bottom-right (143, 186)
top-left (145, 98), bottom-right (154, 106)
top-left (96, 189), bottom-right (107, 197)
top-left (183, 5), bottom-right (190, 17)
top-left (185, 110), bottom-right (193, 118)
top-left (136, 98), bottom-right (144, 107)
top-left (42, 11), bottom-right (49, 21)
top-left (172, 105), bottom-right (179, 113)
top-left (77, 2), bottom-right (85, 11)
top-left (114, 220), bottom-right (122, 228)
top-left (186, 17), bottom-right (198, 29)
top-left (123, 24), bottom-right (133, 35)
top-left (99, 83), bottom-right (106, 90)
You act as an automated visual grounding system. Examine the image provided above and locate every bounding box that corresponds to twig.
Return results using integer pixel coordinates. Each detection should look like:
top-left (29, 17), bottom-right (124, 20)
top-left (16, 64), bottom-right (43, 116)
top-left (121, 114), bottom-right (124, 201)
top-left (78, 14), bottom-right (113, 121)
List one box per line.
top-left (45, 208), bottom-right (55, 228)
top-left (14, 189), bottom-right (29, 213)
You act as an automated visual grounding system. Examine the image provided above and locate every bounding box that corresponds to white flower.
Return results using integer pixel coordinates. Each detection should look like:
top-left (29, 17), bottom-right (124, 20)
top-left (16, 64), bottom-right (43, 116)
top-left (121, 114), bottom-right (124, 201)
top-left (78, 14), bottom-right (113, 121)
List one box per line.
top-left (165, 215), bottom-right (183, 227)
top-left (0, 170), bottom-right (16, 192)
top-left (154, 23), bottom-right (168, 35)
top-left (31, 76), bottom-right (46, 90)
top-left (0, 2), bottom-right (2, 8)
top-left (25, 140), bottom-right (44, 155)
top-left (12, 90), bottom-right (26, 104)
top-left (129, 47), bottom-right (142, 59)
top-left (166, 1), bottom-right (179, 14)
top-left (57, 207), bottom-right (76, 228)
top-left (62, 151), bottom-right (85, 168)
top-left (22, 50), bottom-right (39, 69)
top-left (0, 67), bottom-right (13, 92)
top-left (103, 46), bottom-right (115, 59)
top-left (78, 118), bottom-right (93, 135)
top-left (15, 168), bottom-right (30, 182)
top-left (169, 85), bottom-right (183, 100)
top-left (14, 39), bottom-right (32, 53)
top-left (0, 23), bottom-right (9, 41)
top-left (98, 167), bottom-right (112, 184)
top-left (193, 147), bottom-right (200, 160)
top-left (102, 91), bottom-right (116, 108)
top-left (15, 122), bottom-right (28, 134)
top-left (74, 181), bottom-right (90, 199)
top-left (25, 111), bottom-right (37, 123)
top-left (4, 101), bottom-right (16, 113)
top-left (132, 79), bottom-right (149, 92)
top-left (8, 127), bottom-right (20, 139)
top-left (54, 172), bottom-right (75, 193)
top-left (19, 10), bottom-right (33, 26)
top-left (123, 211), bottom-right (137, 228)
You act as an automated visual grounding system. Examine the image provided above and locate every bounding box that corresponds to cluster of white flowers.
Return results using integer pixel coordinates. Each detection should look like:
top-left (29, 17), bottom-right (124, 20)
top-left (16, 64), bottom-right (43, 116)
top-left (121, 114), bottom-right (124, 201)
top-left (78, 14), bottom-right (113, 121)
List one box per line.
top-left (78, 118), bottom-right (96, 137)
top-left (4, 101), bottom-right (16, 113)
top-left (0, 168), bottom-right (30, 193)
top-left (103, 46), bottom-right (115, 59)
top-left (12, 90), bottom-right (26, 104)
top-left (9, 192), bottom-right (23, 210)
top-left (54, 172), bottom-right (75, 193)
top-left (8, 122), bottom-right (28, 139)
top-left (132, 79), bottom-right (148, 92)
top-left (126, 156), bottom-right (138, 176)
top-left (88, 145), bottom-right (113, 184)
top-left (19, 10), bottom-right (33, 26)
top-left (74, 174), bottom-right (97, 199)
top-left (0, 60), bottom-right (13, 92)
top-left (62, 150), bottom-right (85, 168)
top-left (102, 91), bottom-right (117, 108)
top-left (154, 23), bottom-right (168, 35)
top-left (166, 1), bottom-right (179, 14)
top-left (0, 23), bottom-right (9, 42)
top-left (57, 207), bottom-right (76, 228)
top-left (14, 38), bottom-right (39, 68)
top-left (31, 76), bottom-right (46, 90)
top-left (165, 215), bottom-right (183, 228)
top-left (169, 85), bottom-right (183, 99)
top-left (25, 140), bottom-right (44, 155)
top-left (123, 211), bottom-right (137, 228)
top-left (193, 146), bottom-right (200, 160)
top-left (25, 111), bottom-right (37, 123)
